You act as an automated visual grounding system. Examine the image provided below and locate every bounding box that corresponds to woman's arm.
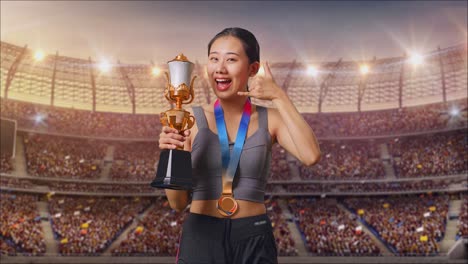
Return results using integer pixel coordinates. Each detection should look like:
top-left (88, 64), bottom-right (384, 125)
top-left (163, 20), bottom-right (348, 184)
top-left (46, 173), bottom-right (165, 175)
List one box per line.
top-left (269, 94), bottom-right (321, 166)
top-left (239, 62), bottom-right (321, 166)
top-left (160, 115), bottom-right (194, 212)
top-left (164, 189), bottom-right (190, 212)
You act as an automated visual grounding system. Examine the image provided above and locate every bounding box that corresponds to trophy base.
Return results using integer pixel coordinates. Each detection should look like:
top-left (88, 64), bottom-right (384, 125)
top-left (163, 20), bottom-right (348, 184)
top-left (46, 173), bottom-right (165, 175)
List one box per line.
top-left (151, 149), bottom-right (192, 190)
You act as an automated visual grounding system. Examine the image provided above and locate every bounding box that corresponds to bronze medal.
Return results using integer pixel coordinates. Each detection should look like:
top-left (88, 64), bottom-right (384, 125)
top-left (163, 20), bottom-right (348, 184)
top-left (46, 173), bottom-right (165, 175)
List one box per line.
top-left (217, 195), bottom-right (239, 217)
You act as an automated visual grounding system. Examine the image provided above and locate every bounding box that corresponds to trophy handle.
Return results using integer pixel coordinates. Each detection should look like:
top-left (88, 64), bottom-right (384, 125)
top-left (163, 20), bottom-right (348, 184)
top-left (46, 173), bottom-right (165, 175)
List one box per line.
top-left (165, 83), bottom-right (174, 102)
top-left (190, 75), bottom-right (197, 99)
top-left (164, 72), bottom-right (176, 102)
top-left (164, 72), bottom-right (170, 83)
top-left (186, 115), bottom-right (195, 130)
top-left (160, 112), bottom-right (169, 127)
top-left (182, 76), bottom-right (196, 105)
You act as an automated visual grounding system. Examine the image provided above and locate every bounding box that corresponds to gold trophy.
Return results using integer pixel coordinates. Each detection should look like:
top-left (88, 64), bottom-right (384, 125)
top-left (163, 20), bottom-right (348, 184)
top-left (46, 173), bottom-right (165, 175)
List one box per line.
top-left (151, 54), bottom-right (196, 190)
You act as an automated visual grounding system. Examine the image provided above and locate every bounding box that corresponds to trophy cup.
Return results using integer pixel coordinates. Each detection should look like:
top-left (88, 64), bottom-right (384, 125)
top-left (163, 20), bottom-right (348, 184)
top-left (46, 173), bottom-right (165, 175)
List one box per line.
top-left (151, 54), bottom-right (196, 190)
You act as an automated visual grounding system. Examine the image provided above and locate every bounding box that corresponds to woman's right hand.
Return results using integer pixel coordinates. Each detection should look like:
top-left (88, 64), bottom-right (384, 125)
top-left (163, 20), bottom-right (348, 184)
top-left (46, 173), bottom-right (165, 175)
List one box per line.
top-left (159, 126), bottom-right (191, 150)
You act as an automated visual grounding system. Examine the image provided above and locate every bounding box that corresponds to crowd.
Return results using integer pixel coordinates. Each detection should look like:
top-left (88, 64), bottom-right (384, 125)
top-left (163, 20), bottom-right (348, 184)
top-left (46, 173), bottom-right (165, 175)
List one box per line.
top-left (1, 98), bottom-right (465, 140)
top-left (343, 194), bottom-right (449, 256)
top-left (1, 237), bottom-right (18, 256)
top-left (0, 95), bottom-right (465, 258)
top-left (49, 195), bottom-right (152, 255)
top-left (277, 180), bottom-right (453, 194)
top-left (269, 144), bottom-right (292, 181)
top-left (456, 195), bottom-right (468, 240)
top-left (288, 198), bottom-right (381, 256)
top-left (110, 142), bottom-right (160, 182)
top-left (0, 177), bottom-right (33, 189)
top-left (0, 99), bottom-right (161, 138)
top-left (0, 193), bottom-right (46, 256)
top-left (46, 182), bottom-right (159, 194)
top-left (2, 97), bottom-right (466, 185)
top-left (23, 134), bottom-right (106, 180)
top-left (332, 180), bottom-right (451, 193)
top-left (284, 183), bottom-right (332, 193)
top-left (0, 175), bottom-right (159, 194)
top-left (0, 175), bottom-right (457, 196)
top-left (388, 130), bottom-right (467, 178)
top-left (304, 99), bottom-right (467, 137)
top-left (0, 154), bottom-right (13, 173)
top-left (0, 192), bottom-right (465, 257)
top-left (47, 182), bottom-right (158, 194)
top-left (111, 197), bottom-right (185, 256)
top-left (299, 141), bottom-right (385, 180)
top-left (265, 198), bottom-right (299, 256)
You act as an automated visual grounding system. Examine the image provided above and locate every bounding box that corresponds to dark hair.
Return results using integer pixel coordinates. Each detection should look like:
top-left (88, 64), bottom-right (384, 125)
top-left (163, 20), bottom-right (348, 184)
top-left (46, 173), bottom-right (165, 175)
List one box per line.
top-left (208, 27), bottom-right (260, 64)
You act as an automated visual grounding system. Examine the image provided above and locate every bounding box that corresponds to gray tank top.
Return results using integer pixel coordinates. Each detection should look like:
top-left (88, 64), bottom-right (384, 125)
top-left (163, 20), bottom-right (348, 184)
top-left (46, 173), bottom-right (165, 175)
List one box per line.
top-left (191, 105), bottom-right (272, 203)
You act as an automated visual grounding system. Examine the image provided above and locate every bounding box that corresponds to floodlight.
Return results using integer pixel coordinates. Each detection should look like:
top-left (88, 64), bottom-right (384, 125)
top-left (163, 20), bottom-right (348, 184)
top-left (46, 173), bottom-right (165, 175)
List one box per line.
top-left (99, 61), bottom-right (111, 73)
top-left (307, 65), bottom-right (318, 77)
top-left (151, 67), bottom-right (161, 76)
top-left (360, 64), bottom-right (369, 75)
top-left (34, 50), bottom-right (45, 61)
top-left (409, 53), bottom-right (423, 66)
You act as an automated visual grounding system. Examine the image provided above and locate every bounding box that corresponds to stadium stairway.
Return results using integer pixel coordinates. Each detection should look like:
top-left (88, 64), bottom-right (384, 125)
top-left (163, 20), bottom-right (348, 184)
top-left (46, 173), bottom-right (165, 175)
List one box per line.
top-left (104, 203), bottom-right (156, 254)
top-left (36, 201), bottom-right (59, 254)
top-left (12, 135), bottom-right (28, 177)
top-left (335, 203), bottom-right (392, 255)
top-left (440, 199), bottom-right (463, 253)
top-left (99, 145), bottom-right (115, 181)
top-left (277, 199), bottom-right (308, 256)
top-left (379, 143), bottom-right (396, 180)
top-left (379, 142), bottom-right (391, 160)
top-left (382, 160), bottom-right (397, 180)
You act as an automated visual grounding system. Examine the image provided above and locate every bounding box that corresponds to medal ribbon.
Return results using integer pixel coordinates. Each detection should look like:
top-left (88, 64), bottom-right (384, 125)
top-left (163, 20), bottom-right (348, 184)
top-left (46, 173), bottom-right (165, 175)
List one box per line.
top-left (214, 98), bottom-right (251, 195)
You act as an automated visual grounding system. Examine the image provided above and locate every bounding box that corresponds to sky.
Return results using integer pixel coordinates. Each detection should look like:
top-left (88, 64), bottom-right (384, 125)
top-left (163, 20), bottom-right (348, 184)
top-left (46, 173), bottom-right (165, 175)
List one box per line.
top-left (1, 1), bottom-right (467, 65)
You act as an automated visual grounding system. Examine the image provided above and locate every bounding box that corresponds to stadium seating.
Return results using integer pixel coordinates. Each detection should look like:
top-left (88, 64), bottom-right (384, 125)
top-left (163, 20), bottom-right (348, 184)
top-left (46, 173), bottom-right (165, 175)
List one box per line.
top-left (343, 195), bottom-right (448, 256)
top-left (0, 193), bottom-right (46, 256)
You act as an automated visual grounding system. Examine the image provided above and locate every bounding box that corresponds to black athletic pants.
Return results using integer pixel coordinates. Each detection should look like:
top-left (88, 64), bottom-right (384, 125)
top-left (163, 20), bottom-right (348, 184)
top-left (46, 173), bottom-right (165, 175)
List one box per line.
top-left (176, 213), bottom-right (278, 264)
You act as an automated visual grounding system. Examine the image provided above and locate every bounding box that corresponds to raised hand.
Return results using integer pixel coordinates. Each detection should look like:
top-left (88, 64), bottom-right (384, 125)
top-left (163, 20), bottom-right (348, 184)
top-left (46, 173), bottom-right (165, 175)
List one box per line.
top-left (237, 61), bottom-right (284, 101)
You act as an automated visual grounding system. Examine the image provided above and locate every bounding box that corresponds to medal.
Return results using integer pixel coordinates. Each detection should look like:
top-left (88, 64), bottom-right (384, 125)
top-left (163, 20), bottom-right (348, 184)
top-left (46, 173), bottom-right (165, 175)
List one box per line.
top-left (217, 195), bottom-right (239, 217)
top-left (214, 98), bottom-right (251, 217)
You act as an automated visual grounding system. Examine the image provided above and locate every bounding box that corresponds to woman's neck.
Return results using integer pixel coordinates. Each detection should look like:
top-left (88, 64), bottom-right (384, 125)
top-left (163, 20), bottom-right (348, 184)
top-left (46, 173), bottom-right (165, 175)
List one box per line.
top-left (217, 96), bottom-right (249, 115)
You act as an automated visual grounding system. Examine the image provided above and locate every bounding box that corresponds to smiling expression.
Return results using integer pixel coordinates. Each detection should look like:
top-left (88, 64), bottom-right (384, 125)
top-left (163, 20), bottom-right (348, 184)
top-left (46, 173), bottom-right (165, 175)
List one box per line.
top-left (207, 36), bottom-right (259, 100)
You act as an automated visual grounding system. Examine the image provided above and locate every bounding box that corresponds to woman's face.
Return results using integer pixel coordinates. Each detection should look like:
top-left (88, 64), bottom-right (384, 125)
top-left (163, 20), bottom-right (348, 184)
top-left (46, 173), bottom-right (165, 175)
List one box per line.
top-left (207, 36), bottom-right (258, 100)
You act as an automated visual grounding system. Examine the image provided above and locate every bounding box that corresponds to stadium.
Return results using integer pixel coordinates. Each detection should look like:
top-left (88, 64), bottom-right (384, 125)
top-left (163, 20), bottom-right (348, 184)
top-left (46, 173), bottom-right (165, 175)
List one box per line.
top-left (1, 2), bottom-right (467, 264)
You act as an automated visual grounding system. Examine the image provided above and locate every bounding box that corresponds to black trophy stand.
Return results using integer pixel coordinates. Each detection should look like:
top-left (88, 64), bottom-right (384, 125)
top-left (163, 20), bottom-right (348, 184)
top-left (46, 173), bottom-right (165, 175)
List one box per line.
top-left (151, 149), bottom-right (192, 190)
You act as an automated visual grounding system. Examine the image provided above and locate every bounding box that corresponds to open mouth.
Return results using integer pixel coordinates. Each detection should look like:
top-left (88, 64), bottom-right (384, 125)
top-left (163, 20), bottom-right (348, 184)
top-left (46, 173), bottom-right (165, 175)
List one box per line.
top-left (215, 78), bottom-right (232, 91)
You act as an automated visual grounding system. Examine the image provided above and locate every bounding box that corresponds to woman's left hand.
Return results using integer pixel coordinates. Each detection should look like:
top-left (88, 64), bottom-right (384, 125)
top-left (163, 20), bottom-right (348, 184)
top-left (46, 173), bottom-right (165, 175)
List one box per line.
top-left (237, 61), bottom-right (285, 101)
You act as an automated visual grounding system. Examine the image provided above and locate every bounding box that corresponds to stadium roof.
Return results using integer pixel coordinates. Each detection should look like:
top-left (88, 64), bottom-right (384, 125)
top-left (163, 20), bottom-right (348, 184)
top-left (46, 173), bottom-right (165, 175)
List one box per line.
top-left (1, 41), bottom-right (466, 114)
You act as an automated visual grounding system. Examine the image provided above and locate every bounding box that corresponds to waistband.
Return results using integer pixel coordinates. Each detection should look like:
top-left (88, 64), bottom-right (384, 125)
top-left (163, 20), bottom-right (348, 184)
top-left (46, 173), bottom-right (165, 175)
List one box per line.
top-left (183, 212), bottom-right (272, 242)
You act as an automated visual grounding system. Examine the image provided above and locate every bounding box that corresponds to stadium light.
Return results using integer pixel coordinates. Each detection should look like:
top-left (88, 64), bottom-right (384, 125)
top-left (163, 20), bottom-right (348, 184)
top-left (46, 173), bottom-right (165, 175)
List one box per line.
top-left (151, 67), bottom-right (161, 76)
top-left (34, 114), bottom-right (45, 124)
top-left (307, 65), bottom-right (318, 77)
top-left (360, 64), bottom-right (369, 75)
top-left (34, 50), bottom-right (45, 61)
top-left (409, 53), bottom-right (424, 66)
top-left (450, 107), bottom-right (460, 117)
top-left (99, 61), bottom-right (111, 73)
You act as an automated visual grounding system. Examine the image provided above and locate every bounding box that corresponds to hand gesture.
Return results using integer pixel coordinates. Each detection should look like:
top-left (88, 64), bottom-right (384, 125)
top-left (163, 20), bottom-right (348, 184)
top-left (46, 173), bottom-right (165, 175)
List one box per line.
top-left (237, 61), bottom-right (283, 101)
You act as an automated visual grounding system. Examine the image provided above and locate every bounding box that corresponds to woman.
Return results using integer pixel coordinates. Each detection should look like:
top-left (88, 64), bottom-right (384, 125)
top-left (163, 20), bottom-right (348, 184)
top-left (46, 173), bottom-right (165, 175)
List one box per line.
top-left (159, 27), bottom-right (321, 264)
